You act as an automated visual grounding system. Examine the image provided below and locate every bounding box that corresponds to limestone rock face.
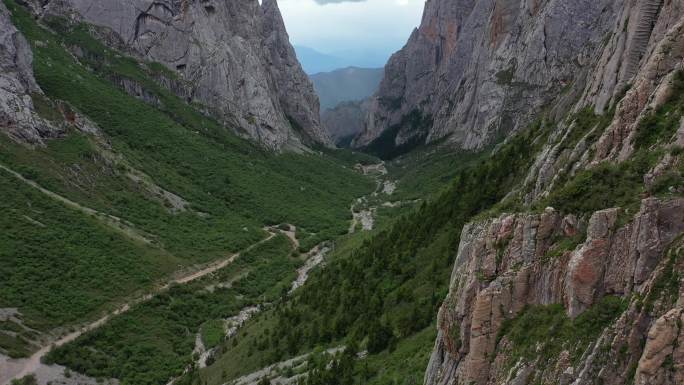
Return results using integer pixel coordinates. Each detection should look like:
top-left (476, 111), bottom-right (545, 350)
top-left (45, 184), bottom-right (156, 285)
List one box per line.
top-left (635, 309), bottom-right (684, 385)
top-left (357, 0), bottom-right (684, 159)
top-left (356, 0), bottom-right (618, 153)
top-left (0, 1), bottom-right (59, 144)
top-left (425, 199), bottom-right (684, 385)
top-left (513, 0), bottom-right (684, 203)
top-left (44, 0), bottom-right (329, 150)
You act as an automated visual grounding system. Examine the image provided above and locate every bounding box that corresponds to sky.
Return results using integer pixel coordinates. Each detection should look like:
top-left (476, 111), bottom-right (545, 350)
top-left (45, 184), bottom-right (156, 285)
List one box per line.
top-left (278, 0), bottom-right (425, 63)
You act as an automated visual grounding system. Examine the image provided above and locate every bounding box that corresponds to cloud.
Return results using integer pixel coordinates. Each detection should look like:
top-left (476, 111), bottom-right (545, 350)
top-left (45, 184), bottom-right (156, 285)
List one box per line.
top-left (313, 0), bottom-right (366, 4)
top-left (279, 0), bottom-right (424, 58)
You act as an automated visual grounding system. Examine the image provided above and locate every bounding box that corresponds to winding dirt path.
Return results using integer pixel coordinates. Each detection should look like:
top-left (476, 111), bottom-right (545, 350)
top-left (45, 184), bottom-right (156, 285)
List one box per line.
top-left (230, 347), bottom-right (345, 385)
top-left (166, 226), bottom-right (329, 385)
top-left (349, 162), bottom-right (393, 234)
top-left (1, 163), bottom-right (374, 384)
top-left (0, 163), bottom-right (152, 244)
top-left (0, 230), bottom-right (278, 385)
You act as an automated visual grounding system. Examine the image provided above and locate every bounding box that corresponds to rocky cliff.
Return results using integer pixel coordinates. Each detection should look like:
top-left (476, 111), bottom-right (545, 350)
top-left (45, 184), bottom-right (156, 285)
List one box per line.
top-left (424, 1), bottom-right (684, 384)
top-left (355, 0), bottom-right (663, 157)
top-left (426, 200), bottom-right (684, 385)
top-left (0, 1), bottom-right (59, 144)
top-left (33, 0), bottom-right (329, 150)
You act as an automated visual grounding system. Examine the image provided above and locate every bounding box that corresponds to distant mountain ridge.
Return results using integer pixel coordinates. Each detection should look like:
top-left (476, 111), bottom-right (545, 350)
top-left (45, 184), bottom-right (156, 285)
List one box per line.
top-left (295, 45), bottom-right (392, 75)
top-left (309, 66), bottom-right (383, 147)
top-left (294, 46), bottom-right (347, 74)
top-left (309, 67), bottom-right (383, 110)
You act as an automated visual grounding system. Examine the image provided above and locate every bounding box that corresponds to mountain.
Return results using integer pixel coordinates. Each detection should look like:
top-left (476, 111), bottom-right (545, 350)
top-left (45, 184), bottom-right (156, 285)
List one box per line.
top-left (295, 46), bottom-right (394, 75)
top-left (35, 0), bottom-right (329, 150)
top-left (294, 45), bottom-right (347, 75)
top-left (310, 67), bottom-right (382, 147)
top-left (321, 99), bottom-right (370, 147)
top-left (0, 0), bottom-right (375, 377)
top-left (421, 1), bottom-right (684, 384)
top-left (3, 0), bottom-right (684, 384)
top-left (355, 0), bottom-right (618, 158)
top-left (310, 67), bottom-right (383, 110)
top-left (197, 0), bottom-right (684, 384)
top-left (326, 48), bottom-right (395, 70)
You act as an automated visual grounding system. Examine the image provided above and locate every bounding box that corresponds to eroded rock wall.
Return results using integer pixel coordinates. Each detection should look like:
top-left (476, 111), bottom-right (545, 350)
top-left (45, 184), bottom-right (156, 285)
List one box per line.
top-left (41, 0), bottom-right (329, 150)
top-left (358, 0), bottom-right (684, 160)
top-left (0, 1), bottom-right (59, 145)
top-left (356, 0), bottom-right (619, 153)
top-left (426, 199), bottom-right (684, 385)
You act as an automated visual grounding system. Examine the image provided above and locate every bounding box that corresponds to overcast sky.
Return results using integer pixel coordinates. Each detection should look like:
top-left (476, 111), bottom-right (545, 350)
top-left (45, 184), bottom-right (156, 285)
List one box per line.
top-left (278, 0), bottom-right (425, 56)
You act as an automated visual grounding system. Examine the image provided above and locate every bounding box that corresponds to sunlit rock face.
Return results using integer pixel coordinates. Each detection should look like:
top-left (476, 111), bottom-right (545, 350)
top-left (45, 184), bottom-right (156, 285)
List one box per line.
top-left (43, 0), bottom-right (330, 150)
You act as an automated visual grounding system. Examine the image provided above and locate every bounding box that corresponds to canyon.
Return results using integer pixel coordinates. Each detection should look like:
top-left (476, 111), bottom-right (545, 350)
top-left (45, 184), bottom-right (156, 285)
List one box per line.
top-left (1, 0), bottom-right (684, 385)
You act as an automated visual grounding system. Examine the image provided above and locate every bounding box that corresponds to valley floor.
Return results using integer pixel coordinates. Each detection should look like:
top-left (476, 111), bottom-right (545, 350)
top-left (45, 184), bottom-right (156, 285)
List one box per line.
top-left (1, 149), bottom-right (404, 385)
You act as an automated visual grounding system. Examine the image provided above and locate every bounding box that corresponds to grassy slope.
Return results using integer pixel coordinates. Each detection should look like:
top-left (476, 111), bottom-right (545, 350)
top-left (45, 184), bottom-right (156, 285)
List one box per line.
top-left (1, 0), bottom-right (374, 357)
top-left (386, 146), bottom-right (488, 202)
top-left (45, 235), bottom-right (299, 385)
top-left (0, 169), bottom-right (179, 356)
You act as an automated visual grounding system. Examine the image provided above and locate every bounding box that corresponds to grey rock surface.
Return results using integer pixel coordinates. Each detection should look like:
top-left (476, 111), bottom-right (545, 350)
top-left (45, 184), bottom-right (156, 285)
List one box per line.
top-left (45, 0), bottom-right (330, 150)
top-left (0, 1), bottom-right (59, 145)
top-left (356, 0), bottom-right (619, 153)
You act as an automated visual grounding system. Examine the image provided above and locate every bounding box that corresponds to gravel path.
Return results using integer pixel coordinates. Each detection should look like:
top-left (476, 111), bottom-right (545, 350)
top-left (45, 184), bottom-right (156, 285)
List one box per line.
top-left (0, 230), bottom-right (279, 385)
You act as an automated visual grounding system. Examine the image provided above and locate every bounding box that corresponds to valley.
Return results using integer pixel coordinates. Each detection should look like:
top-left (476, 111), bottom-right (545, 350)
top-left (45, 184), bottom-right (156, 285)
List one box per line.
top-left (1, 0), bottom-right (684, 385)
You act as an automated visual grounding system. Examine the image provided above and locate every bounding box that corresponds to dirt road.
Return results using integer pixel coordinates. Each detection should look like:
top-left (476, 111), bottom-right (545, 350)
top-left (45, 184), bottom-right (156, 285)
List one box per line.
top-left (0, 230), bottom-right (278, 385)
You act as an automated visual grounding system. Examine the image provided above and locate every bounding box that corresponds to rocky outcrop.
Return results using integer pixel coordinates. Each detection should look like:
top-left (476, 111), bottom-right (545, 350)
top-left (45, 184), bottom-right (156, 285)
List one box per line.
top-left (425, 199), bottom-right (684, 385)
top-left (355, 0), bottom-right (619, 155)
top-left (0, 1), bottom-right (60, 145)
top-left (41, 0), bottom-right (329, 150)
top-left (635, 308), bottom-right (684, 385)
top-left (505, 0), bottom-right (684, 203)
top-left (591, 15), bottom-right (684, 162)
top-left (581, 0), bottom-right (683, 114)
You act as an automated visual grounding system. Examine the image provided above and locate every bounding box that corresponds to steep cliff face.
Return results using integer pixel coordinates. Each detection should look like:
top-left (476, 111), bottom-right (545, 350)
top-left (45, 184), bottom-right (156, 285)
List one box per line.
top-left (522, 0), bottom-right (684, 204)
top-left (355, 0), bottom-right (619, 155)
top-left (426, 201), bottom-right (684, 385)
top-left (361, 0), bottom-right (684, 158)
top-left (0, 1), bottom-right (59, 144)
top-left (425, 1), bottom-right (684, 384)
top-left (39, 0), bottom-right (329, 149)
